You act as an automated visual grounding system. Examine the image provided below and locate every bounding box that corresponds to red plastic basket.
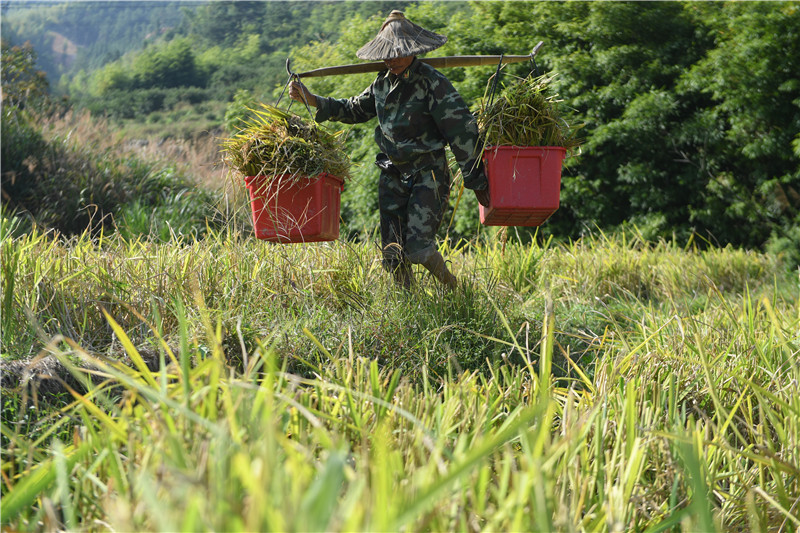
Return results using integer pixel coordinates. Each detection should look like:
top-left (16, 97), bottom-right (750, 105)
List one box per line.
top-left (244, 173), bottom-right (343, 243)
top-left (479, 146), bottom-right (566, 226)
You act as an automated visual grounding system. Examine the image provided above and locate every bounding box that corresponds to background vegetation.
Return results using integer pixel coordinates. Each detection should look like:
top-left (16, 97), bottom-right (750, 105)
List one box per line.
top-left (2, 1), bottom-right (799, 530)
top-left (3, 1), bottom-right (798, 258)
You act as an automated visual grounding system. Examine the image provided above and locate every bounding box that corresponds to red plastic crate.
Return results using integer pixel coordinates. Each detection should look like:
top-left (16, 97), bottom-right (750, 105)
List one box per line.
top-left (244, 173), bottom-right (343, 243)
top-left (479, 146), bottom-right (566, 226)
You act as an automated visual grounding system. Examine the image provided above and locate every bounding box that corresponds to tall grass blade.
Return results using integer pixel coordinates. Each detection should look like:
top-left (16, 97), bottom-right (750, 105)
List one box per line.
top-left (102, 308), bottom-right (158, 389)
top-left (298, 450), bottom-right (348, 532)
top-left (394, 402), bottom-right (547, 529)
top-left (1, 442), bottom-right (92, 524)
top-left (677, 435), bottom-right (718, 532)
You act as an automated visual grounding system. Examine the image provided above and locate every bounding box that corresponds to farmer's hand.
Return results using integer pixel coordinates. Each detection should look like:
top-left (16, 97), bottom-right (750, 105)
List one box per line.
top-left (474, 187), bottom-right (490, 208)
top-left (289, 81), bottom-right (318, 107)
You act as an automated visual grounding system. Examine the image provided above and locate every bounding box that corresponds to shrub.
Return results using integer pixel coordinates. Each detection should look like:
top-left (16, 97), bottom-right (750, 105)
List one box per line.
top-left (1, 106), bottom-right (221, 239)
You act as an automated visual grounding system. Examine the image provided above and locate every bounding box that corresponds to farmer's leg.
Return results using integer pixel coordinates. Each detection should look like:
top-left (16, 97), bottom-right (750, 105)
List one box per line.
top-left (378, 167), bottom-right (414, 288)
top-left (404, 162), bottom-right (456, 289)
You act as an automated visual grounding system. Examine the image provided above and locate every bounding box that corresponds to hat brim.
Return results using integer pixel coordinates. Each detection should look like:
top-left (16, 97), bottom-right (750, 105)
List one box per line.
top-left (356, 19), bottom-right (447, 60)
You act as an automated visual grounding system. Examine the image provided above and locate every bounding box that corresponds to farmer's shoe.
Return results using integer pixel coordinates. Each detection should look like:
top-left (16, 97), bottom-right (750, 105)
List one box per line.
top-left (421, 252), bottom-right (457, 290)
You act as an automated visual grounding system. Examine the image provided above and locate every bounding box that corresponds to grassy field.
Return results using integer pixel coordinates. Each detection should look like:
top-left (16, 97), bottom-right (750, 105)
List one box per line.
top-left (1, 220), bottom-right (798, 531)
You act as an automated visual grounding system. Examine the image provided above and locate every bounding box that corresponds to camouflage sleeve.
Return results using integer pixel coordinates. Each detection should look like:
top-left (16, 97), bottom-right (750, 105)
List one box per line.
top-left (427, 76), bottom-right (488, 191)
top-left (315, 83), bottom-right (377, 125)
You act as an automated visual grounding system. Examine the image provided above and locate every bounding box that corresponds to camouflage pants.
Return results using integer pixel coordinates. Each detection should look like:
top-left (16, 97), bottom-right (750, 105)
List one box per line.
top-left (378, 154), bottom-right (451, 272)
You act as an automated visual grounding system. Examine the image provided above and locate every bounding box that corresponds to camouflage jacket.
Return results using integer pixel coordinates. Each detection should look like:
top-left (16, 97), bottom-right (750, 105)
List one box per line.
top-left (315, 58), bottom-right (488, 190)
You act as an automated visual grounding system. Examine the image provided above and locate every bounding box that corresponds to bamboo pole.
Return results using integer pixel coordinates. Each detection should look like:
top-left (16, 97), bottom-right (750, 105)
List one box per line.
top-left (296, 41), bottom-right (544, 78)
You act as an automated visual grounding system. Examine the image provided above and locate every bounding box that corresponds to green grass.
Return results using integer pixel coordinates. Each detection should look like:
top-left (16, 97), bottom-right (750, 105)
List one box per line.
top-left (1, 225), bottom-right (798, 531)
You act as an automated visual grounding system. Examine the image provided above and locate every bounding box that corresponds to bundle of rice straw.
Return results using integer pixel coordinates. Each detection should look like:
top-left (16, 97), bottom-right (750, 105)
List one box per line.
top-left (477, 74), bottom-right (582, 152)
top-left (221, 104), bottom-right (350, 180)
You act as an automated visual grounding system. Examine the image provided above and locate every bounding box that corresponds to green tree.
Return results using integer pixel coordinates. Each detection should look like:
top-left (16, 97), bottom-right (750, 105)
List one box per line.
top-left (679, 2), bottom-right (800, 249)
top-left (187, 1), bottom-right (269, 49)
top-left (132, 38), bottom-right (203, 89)
top-left (1, 39), bottom-right (49, 110)
top-left (452, 1), bottom-right (799, 253)
top-left (91, 61), bottom-right (133, 94)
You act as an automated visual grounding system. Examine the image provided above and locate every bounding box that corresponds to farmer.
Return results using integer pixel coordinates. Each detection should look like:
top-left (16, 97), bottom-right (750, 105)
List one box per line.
top-left (289, 10), bottom-right (490, 290)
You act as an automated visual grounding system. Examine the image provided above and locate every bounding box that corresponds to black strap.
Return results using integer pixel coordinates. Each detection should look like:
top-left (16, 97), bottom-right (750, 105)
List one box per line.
top-left (487, 49), bottom-right (543, 108)
top-left (530, 54), bottom-right (541, 77)
top-left (487, 53), bottom-right (504, 107)
top-left (275, 73), bottom-right (315, 120)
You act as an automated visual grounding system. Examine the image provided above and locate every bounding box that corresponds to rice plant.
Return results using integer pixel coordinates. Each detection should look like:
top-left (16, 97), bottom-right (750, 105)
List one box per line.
top-left (220, 104), bottom-right (351, 180)
top-left (1, 227), bottom-right (798, 531)
top-left (477, 74), bottom-right (583, 152)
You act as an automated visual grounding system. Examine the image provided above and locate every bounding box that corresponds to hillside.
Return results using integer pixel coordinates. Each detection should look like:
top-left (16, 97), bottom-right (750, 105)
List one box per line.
top-left (2, 1), bottom-right (799, 258)
top-left (1, 1), bottom-right (194, 85)
top-left (0, 1), bottom-right (414, 96)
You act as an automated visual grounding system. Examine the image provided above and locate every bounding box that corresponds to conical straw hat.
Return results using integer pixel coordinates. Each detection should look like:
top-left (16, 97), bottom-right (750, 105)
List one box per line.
top-left (356, 10), bottom-right (447, 61)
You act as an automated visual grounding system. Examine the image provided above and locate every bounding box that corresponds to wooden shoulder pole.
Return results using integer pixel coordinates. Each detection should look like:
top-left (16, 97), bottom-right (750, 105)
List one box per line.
top-left (296, 41), bottom-right (544, 78)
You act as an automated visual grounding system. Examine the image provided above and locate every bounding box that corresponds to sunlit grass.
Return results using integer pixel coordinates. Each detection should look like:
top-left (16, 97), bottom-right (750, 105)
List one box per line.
top-left (1, 225), bottom-right (798, 531)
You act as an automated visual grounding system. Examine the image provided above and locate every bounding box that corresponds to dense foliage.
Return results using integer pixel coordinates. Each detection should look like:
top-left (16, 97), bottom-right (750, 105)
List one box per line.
top-left (498, 2), bottom-right (800, 253)
top-left (0, 40), bottom-right (50, 110)
top-left (1, 107), bottom-right (222, 240)
top-left (2, 1), bottom-right (799, 262)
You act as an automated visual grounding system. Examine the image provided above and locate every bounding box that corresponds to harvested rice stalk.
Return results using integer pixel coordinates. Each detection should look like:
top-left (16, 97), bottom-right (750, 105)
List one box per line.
top-left (221, 104), bottom-right (351, 180)
top-left (477, 74), bottom-right (582, 153)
